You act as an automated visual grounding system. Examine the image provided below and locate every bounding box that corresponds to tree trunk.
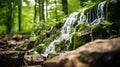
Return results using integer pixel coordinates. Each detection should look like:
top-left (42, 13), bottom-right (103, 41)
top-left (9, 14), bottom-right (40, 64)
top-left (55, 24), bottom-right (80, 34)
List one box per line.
top-left (18, 0), bottom-right (22, 31)
top-left (62, 0), bottom-right (68, 15)
top-left (38, 0), bottom-right (45, 22)
top-left (80, 0), bottom-right (84, 7)
top-left (38, 0), bottom-right (42, 21)
top-left (7, 0), bottom-right (12, 33)
top-left (34, 0), bottom-right (37, 23)
top-left (41, 1), bottom-right (45, 21)
top-left (45, 0), bottom-right (48, 21)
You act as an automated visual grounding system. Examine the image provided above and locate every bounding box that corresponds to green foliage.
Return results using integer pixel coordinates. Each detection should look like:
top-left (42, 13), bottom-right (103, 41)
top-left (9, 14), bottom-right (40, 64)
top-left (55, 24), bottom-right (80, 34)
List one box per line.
top-left (0, 26), bottom-right (6, 35)
top-left (21, 7), bottom-right (34, 32)
top-left (0, 1), bottom-right (7, 35)
top-left (84, 1), bottom-right (96, 7)
top-left (68, 0), bottom-right (81, 14)
top-left (33, 22), bottom-right (62, 52)
top-left (104, 20), bottom-right (113, 26)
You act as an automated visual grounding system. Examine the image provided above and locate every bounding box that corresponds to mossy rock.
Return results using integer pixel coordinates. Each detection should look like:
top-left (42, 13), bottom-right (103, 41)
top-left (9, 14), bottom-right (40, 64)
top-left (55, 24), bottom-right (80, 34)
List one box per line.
top-left (108, 21), bottom-right (120, 35)
top-left (75, 24), bottom-right (87, 32)
top-left (34, 29), bottom-right (61, 49)
top-left (69, 32), bottom-right (91, 50)
top-left (106, 0), bottom-right (120, 22)
top-left (91, 24), bottom-right (109, 39)
top-left (55, 40), bottom-right (66, 53)
top-left (33, 22), bottom-right (62, 48)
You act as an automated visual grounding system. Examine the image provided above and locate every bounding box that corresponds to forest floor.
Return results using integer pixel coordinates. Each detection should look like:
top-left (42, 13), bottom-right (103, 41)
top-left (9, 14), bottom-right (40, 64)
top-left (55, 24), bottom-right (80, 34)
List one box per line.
top-left (0, 34), bottom-right (45, 67)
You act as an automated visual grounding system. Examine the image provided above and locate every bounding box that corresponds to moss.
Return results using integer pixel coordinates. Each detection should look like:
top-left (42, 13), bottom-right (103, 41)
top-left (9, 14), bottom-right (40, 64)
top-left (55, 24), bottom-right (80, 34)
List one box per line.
top-left (91, 24), bottom-right (109, 39)
top-left (110, 21), bottom-right (120, 35)
top-left (55, 40), bottom-right (66, 53)
top-left (69, 32), bottom-right (77, 50)
top-left (106, 0), bottom-right (120, 22)
top-left (75, 34), bottom-right (91, 49)
top-left (33, 23), bottom-right (61, 49)
top-left (47, 53), bottom-right (58, 60)
top-left (75, 24), bottom-right (87, 32)
top-left (69, 32), bottom-right (91, 50)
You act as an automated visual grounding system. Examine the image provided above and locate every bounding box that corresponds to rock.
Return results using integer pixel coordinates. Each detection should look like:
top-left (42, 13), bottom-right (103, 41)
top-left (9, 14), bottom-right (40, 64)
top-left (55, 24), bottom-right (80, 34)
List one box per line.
top-left (0, 51), bottom-right (25, 67)
top-left (106, 0), bottom-right (120, 22)
top-left (22, 65), bottom-right (42, 67)
top-left (0, 40), bottom-right (6, 48)
top-left (0, 34), bottom-right (29, 51)
top-left (44, 37), bottom-right (120, 67)
top-left (12, 34), bottom-right (23, 41)
top-left (7, 40), bottom-right (16, 46)
top-left (24, 54), bottom-right (45, 66)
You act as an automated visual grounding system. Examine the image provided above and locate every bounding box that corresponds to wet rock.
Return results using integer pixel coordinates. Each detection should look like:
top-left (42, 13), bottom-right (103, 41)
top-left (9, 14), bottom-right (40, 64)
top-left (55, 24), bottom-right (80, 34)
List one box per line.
top-left (44, 37), bottom-right (120, 67)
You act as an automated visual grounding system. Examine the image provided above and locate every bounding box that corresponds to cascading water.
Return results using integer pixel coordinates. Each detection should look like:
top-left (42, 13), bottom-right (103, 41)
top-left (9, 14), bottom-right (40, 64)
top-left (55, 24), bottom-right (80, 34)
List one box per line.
top-left (97, 1), bottom-right (106, 19)
top-left (42, 1), bottom-right (106, 56)
top-left (78, 8), bottom-right (88, 24)
top-left (91, 1), bottom-right (106, 25)
top-left (43, 12), bottom-right (78, 56)
top-left (79, 1), bottom-right (106, 24)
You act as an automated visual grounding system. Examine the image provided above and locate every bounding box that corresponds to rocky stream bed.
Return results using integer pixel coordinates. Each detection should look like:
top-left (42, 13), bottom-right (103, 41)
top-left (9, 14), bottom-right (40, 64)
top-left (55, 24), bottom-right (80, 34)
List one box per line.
top-left (0, 34), bottom-right (45, 67)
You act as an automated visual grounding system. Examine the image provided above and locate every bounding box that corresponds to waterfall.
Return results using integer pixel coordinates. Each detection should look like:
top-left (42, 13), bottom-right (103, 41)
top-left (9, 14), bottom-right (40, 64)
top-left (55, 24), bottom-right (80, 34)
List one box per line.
top-left (61, 12), bottom-right (79, 39)
top-left (78, 8), bottom-right (88, 24)
top-left (43, 12), bottom-right (78, 56)
top-left (90, 1), bottom-right (106, 25)
top-left (97, 1), bottom-right (106, 19)
top-left (77, 1), bottom-right (106, 24)
top-left (41, 1), bottom-right (106, 56)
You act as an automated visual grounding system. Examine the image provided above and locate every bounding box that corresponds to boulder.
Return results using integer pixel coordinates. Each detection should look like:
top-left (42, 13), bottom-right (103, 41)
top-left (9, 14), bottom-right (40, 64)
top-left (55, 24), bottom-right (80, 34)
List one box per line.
top-left (44, 37), bottom-right (120, 67)
top-left (0, 51), bottom-right (25, 67)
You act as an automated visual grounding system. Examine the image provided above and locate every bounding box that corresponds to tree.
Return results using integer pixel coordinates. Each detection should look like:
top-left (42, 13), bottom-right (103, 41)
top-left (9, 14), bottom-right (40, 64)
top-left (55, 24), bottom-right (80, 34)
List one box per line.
top-left (41, 1), bottom-right (45, 21)
top-left (34, 0), bottom-right (38, 23)
top-left (7, 0), bottom-right (13, 33)
top-left (45, 0), bottom-right (48, 21)
top-left (18, 0), bottom-right (22, 31)
top-left (62, 0), bottom-right (68, 15)
top-left (38, 0), bottom-right (45, 21)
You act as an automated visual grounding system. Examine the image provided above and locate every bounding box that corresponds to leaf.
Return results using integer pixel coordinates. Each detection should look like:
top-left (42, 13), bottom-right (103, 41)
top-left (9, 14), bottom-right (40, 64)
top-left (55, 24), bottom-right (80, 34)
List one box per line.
top-left (104, 20), bottom-right (113, 26)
